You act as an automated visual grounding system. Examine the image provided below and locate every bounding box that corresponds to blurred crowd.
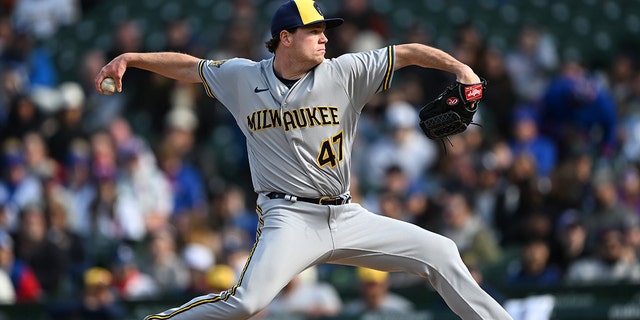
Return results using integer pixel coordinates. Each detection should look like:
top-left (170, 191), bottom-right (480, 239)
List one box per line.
top-left (2, 0), bottom-right (640, 318)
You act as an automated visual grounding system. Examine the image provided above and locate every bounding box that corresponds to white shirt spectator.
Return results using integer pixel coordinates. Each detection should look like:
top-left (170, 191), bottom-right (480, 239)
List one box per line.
top-left (12, 0), bottom-right (80, 39)
top-left (364, 101), bottom-right (438, 190)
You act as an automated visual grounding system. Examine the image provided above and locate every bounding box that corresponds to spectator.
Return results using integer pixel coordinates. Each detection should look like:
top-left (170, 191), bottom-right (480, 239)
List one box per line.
top-left (516, 211), bottom-right (554, 245)
top-left (163, 105), bottom-right (199, 157)
top-left (88, 130), bottom-right (117, 178)
top-left (364, 100), bottom-right (438, 191)
top-left (617, 166), bottom-right (640, 214)
top-left (0, 201), bottom-right (6, 232)
top-left (22, 130), bottom-right (59, 181)
top-left (336, 0), bottom-right (388, 37)
top-left (497, 153), bottom-right (548, 244)
top-left (0, 231), bottom-right (16, 304)
top-left (224, 243), bottom-right (252, 284)
top-left (11, 0), bottom-right (80, 39)
top-left (377, 189), bottom-right (409, 222)
top-left (451, 22), bottom-right (485, 72)
top-left (45, 194), bottom-right (87, 295)
top-left (471, 154), bottom-right (505, 229)
top-left (606, 53), bottom-right (637, 111)
top-left (143, 227), bottom-right (190, 297)
top-left (0, 228), bottom-right (41, 303)
top-left (623, 217), bottom-right (640, 260)
top-left (566, 228), bottom-right (640, 284)
top-left (182, 242), bottom-right (215, 296)
top-left (0, 12), bottom-right (17, 90)
top-left (115, 137), bottom-right (173, 239)
top-left (540, 60), bottom-right (618, 158)
top-left (0, 268), bottom-right (15, 304)
top-left (365, 165), bottom-right (429, 223)
top-left (78, 267), bottom-right (125, 319)
top-left (86, 159), bottom-right (127, 265)
top-left (549, 209), bottom-right (591, 276)
top-left (110, 245), bottom-right (158, 300)
top-left (504, 24), bottom-right (559, 103)
top-left (436, 131), bottom-right (483, 191)
top-left (1, 94), bottom-right (45, 141)
top-left (0, 29), bottom-right (57, 88)
top-left (328, 0), bottom-right (388, 57)
top-left (476, 46), bottom-right (518, 142)
top-left (439, 191), bottom-right (502, 267)
top-left (214, 18), bottom-right (262, 61)
top-left (267, 266), bottom-right (343, 318)
top-left (585, 167), bottom-right (638, 247)
top-left (0, 140), bottom-right (43, 231)
top-left (506, 239), bottom-right (562, 286)
top-left (107, 117), bottom-right (150, 163)
top-left (12, 203), bottom-right (67, 297)
top-left (48, 267), bottom-right (125, 320)
top-left (63, 139), bottom-right (96, 237)
top-left (618, 72), bottom-right (640, 162)
top-left (548, 148), bottom-right (594, 211)
top-left (163, 18), bottom-right (203, 56)
top-left (205, 264), bottom-right (237, 294)
top-left (156, 122), bottom-right (207, 235)
top-left (46, 81), bottom-right (88, 164)
top-left (211, 184), bottom-right (258, 246)
top-left (342, 267), bottom-right (414, 316)
top-left (508, 107), bottom-right (557, 177)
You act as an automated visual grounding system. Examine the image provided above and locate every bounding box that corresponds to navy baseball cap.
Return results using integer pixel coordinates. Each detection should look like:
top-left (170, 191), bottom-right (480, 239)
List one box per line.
top-left (270, 0), bottom-right (343, 38)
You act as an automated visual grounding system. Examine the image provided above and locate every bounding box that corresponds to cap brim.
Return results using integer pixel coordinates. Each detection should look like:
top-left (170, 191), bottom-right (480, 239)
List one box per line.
top-left (305, 18), bottom-right (343, 29)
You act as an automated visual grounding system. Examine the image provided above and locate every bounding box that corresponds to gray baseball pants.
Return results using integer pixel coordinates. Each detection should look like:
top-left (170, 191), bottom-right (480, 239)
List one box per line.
top-left (145, 194), bottom-right (513, 320)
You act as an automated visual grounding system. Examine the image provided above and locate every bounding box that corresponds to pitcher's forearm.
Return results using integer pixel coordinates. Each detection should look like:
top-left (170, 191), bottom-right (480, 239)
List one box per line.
top-left (124, 52), bottom-right (202, 83)
top-left (394, 43), bottom-right (479, 84)
top-left (95, 51), bottom-right (202, 94)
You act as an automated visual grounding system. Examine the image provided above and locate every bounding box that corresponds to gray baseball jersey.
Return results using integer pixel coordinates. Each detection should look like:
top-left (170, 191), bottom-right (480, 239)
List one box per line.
top-left (145, 45), bottom-right (513, 320)
top-left (198, 46), bottom-right (394, 198)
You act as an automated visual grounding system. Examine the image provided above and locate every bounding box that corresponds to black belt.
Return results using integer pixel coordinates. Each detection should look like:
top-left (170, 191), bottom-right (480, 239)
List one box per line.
top-left (266, 192), bottom-right (352, 205)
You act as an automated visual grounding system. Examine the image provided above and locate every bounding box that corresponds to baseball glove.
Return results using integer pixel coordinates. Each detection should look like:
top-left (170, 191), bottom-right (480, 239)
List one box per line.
top-left (418, 79), bottom-right (487, 141)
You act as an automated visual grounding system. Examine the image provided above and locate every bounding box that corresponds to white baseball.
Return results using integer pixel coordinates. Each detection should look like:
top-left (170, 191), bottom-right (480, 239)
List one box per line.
top-left (100, 77), bottom-right (117, 95)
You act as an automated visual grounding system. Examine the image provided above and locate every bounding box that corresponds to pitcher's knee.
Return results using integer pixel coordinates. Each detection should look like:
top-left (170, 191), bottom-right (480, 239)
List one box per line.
top-left (439, 237), bottom-right (460, 257)
top-left (231, 293), bottom-right (271, 318)
top-left (421, 235), bottom-right (464, 268)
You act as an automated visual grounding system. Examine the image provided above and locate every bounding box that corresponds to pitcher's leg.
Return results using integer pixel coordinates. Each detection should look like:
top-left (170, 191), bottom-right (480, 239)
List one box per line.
top-left (330, 204), bottom-right (513, 320)
top-left (145, 203), bottom-right (333, 320)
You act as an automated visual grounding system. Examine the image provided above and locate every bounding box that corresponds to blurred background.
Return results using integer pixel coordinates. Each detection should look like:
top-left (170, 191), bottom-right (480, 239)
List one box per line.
top-left (1, 0), bottom-right (640, 319)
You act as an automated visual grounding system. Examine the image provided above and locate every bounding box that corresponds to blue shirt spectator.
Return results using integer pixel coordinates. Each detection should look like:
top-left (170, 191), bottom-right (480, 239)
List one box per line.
top-left (156, 142), bottom-right (207, 219)
top-left (541, 61), bottom-right (617, 158)
top-left (507, 239), bottom-right (562, 286)
top-left (168, 162), bottom-right (207, 217)
top-left (509, 106), bottom-right (557, 177)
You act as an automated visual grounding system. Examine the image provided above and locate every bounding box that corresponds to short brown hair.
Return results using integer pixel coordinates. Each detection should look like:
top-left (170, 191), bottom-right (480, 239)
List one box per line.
top-left (264, 28), bottom-right (297, 53)
top-left (265, 37), bottom-right (279, 53)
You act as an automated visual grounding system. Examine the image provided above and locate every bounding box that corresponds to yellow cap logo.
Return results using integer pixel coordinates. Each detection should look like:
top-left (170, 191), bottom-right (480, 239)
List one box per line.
top-left (294, 0), bottom-right (325, 25)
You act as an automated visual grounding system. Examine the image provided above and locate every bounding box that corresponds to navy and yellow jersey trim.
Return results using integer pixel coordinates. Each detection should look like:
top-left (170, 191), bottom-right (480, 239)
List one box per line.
top-left (382, 45), bottom-right (394, 91)
top-left (198, 59), bottom-right (215, 99)
top-left (145, 206), bottom-right (266, 320)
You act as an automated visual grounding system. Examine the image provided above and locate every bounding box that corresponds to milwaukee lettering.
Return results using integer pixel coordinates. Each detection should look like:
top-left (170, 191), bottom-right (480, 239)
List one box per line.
top-left (247, 106), bottom-right (340, 132)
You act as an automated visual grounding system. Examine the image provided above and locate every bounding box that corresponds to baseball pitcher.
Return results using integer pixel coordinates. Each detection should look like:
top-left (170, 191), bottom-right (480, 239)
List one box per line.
top-left (95, 1), bottom-right (513, 319)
